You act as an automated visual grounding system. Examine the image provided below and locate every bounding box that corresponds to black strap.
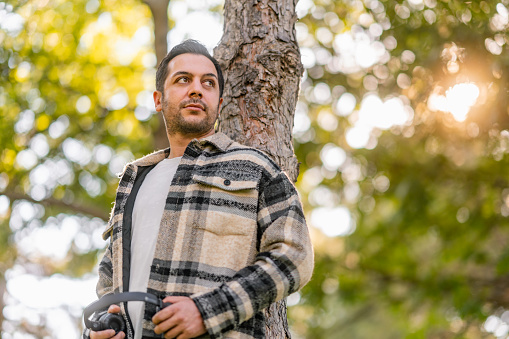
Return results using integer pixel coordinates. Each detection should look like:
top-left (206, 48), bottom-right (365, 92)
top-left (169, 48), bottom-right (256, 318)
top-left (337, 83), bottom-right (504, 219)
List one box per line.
top-left (122, 165), bottom-right (156, 291)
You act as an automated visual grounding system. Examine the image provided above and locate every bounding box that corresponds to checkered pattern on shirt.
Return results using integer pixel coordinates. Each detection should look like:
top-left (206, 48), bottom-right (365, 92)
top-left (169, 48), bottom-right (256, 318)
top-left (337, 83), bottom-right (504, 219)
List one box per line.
top-left (94, 133), bottom-right (314, 339)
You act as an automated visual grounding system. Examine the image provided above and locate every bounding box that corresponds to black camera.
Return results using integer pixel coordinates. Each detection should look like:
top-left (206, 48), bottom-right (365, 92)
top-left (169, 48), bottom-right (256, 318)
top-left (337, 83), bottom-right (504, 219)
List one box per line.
top-left (83, 292), bottom-right (170, 334)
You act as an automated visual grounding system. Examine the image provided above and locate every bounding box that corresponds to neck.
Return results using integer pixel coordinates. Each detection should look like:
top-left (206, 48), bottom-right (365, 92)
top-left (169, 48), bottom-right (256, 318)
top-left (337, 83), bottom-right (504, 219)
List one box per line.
top-left (167, 129), bottom-right (215, 159)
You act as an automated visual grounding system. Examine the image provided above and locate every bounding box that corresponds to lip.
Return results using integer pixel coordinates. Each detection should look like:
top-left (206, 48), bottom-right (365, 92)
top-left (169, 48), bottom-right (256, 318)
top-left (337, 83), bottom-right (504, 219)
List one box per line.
top-left (184, 103), bottom-right (205, 111)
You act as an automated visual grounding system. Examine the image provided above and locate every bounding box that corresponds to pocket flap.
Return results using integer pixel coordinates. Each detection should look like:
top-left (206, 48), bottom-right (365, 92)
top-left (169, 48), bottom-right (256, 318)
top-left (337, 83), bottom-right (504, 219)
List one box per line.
top-left (192, 172), bottom-right (260, 191)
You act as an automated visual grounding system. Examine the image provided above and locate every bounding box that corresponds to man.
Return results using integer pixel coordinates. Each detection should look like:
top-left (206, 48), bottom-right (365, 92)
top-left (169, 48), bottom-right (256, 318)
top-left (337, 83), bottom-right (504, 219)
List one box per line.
top-left (86, 39), bottom-right (314, 339)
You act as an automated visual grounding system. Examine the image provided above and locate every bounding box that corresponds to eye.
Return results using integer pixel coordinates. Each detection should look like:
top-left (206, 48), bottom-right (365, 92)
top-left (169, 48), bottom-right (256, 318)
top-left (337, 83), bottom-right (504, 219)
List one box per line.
top-left (176, 76), bottom-right (189, 83)
top-left (203, 79), bottom-right (215, 87)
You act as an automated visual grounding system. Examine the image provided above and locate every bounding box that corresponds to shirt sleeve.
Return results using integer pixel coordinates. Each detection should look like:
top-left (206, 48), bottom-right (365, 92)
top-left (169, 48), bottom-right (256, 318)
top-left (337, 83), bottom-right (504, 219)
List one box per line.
top-left (191, 171), bottom-right (314, 338)
top-left (82, 243), bottom-right (115, 339)
top-left (96, 241), bottom-right (115, 298)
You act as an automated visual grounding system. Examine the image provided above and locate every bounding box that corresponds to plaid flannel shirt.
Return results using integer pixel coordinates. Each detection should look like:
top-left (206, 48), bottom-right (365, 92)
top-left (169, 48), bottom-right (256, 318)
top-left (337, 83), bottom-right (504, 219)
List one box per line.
top-left (93, 132), bottom-right (314, 338)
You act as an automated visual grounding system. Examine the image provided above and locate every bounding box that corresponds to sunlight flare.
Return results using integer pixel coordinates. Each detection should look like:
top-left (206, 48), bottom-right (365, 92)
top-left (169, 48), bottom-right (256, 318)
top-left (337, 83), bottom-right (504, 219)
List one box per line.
top-left (427, 82), bottom-right (480, 122)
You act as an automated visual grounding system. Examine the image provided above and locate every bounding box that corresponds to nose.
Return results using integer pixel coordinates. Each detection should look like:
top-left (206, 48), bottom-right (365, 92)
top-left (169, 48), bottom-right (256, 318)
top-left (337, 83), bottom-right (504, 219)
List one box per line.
top-left (188, 79), bottom-right (203, 98)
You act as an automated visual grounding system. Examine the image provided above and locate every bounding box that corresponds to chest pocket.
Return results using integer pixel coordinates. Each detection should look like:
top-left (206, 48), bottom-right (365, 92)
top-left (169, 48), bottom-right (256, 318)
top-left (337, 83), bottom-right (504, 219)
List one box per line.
top-left (190, 168), bottom-right (261, 237)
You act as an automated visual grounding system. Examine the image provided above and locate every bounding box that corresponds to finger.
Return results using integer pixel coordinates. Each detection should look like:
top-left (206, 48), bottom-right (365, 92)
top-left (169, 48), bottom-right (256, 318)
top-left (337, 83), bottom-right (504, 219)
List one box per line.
top-left (154, 315), bottom-right (179, 335)
top-left (90, 329), bottom-right (117, 339)
top-left (108, 304), bottom-right (121, 313)
top-left (163, 323), bottom-right (185, 339)
top-left (152, 303), bottom-right (176, 325)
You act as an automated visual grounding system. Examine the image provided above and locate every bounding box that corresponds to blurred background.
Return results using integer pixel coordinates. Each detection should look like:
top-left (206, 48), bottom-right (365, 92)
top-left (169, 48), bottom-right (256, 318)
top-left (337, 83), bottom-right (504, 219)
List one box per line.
top-left (1, 0), bottom-right (509, 338)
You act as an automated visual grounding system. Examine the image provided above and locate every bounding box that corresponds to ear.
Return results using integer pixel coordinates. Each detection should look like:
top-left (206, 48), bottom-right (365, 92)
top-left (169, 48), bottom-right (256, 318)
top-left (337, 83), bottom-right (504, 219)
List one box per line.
top-left (218, 97), bottom-right (223, 113)
top-left (153, 91), bottom-right (163, 112)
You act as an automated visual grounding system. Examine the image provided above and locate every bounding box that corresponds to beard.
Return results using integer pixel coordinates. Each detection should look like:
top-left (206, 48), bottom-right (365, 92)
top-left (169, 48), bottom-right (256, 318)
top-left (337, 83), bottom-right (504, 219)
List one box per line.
top-left (162, 97), bottom-right (219, 136)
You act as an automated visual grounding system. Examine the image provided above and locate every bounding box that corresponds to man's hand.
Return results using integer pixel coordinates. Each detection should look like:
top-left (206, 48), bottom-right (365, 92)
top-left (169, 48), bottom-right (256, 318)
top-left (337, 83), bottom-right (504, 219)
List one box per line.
top-left (152, 296), bottom-right (207, 339)
top-left (90, 305), bottom-right (125, 339)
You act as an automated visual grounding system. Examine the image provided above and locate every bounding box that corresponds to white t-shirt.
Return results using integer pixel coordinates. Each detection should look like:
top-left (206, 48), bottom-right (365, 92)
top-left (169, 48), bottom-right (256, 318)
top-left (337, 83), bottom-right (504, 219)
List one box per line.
top-left (128, 157), bottom-right (181, 339)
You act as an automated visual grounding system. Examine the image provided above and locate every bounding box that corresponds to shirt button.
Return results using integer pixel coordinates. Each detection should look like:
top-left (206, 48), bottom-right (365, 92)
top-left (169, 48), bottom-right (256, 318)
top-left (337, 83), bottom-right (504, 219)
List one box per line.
top-left (224, 179), bottom-right (231, 186)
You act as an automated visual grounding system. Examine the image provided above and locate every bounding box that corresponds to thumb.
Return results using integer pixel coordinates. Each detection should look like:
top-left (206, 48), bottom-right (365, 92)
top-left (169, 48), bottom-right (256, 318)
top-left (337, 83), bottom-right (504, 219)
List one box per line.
top-left (108, 304), bottom-right (121, 313)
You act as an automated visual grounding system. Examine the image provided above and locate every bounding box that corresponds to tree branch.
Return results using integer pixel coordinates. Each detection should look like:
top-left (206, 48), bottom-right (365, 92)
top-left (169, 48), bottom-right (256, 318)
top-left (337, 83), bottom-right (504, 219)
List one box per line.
top-left (3, 191), bottom-right (109, 221)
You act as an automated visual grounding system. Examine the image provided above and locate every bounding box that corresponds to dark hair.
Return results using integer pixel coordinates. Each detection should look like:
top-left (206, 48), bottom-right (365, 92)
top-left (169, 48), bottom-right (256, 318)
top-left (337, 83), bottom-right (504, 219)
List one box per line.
top-left (155, 39), bottom-right (224, 98)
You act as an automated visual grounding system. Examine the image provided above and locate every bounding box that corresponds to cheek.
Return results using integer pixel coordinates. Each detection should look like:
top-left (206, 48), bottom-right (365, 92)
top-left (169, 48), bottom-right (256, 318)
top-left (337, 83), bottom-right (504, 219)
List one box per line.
top-left (164, 87), bottom-right (185, 100)
top-left (206, 93), bottom-right (221, 107)
top-left (162, 92), bottom-right (181, 107)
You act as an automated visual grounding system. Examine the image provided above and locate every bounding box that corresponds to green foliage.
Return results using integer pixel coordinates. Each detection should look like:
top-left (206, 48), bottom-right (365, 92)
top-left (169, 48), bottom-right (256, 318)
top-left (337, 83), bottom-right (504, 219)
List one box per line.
top-left (290, 0), bottom-right (509, 337)
top-left (0, 0), bottom-right (161, 335)
top-left (2, 0), bottom-right (509, 338)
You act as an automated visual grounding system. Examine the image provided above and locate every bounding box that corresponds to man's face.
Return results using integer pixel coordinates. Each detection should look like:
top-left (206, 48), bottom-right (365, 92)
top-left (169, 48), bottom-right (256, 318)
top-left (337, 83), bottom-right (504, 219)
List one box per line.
top-left (154, 53), bottom-right (223, 138)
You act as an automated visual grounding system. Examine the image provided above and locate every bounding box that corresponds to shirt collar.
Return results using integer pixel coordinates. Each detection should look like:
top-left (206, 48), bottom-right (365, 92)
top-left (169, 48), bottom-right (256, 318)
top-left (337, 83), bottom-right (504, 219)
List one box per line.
top-left (129, 132), bottom-right (234, 168)
top-left (194, 132), bottom-right (234, 152)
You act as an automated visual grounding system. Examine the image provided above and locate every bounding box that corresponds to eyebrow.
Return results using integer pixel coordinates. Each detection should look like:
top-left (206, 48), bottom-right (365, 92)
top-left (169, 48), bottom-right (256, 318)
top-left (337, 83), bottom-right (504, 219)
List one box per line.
top-left (171, 71), bottom-right (218, 79)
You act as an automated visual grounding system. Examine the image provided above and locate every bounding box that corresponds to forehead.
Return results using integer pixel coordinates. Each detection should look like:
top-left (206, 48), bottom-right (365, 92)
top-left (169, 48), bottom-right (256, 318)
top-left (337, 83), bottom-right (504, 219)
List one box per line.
top-left (167, 53), bottom-right (218, 78)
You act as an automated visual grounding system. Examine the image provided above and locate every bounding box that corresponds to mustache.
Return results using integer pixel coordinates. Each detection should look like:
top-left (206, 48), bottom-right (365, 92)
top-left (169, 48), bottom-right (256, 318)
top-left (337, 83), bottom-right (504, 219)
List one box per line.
top-left (179, 99), bottom-right (208, 111)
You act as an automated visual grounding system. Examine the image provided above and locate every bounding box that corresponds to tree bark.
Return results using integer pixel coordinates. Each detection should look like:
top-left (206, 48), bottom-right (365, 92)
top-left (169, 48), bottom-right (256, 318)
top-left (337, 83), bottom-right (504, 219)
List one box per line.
top-left (214, 0), bottom-right (303, 337)
top-left (143, 0), bottom-right (171, 151)
top-left (214, 0), bottom-right (303, 183)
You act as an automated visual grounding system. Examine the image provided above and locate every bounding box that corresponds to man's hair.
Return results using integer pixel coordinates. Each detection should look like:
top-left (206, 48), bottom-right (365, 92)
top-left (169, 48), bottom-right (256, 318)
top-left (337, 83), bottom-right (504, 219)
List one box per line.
top-left (155, 39), bottom-right (224, 98)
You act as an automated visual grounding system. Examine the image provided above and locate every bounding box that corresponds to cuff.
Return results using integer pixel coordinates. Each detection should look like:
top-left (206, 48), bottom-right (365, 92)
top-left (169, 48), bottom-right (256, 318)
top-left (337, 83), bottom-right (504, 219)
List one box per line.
top-left (191, 286), bottom-right (238, 339)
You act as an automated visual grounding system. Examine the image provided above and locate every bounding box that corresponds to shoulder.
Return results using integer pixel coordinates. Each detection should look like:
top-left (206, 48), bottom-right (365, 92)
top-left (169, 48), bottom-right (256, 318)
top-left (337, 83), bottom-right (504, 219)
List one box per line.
top-left (130, 148), bottom-right (169, 167)
top-left (113, 148), bottom-right (169, 179)
top-left (198, 133), bottom-right (291, 186)
top-left (206, 134), bottom-right (282, 178)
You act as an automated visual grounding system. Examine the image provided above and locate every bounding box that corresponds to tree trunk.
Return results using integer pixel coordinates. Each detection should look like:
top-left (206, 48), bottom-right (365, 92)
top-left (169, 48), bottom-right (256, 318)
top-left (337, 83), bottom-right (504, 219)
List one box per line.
top-left (214, 0), bottom-right (303, 183)
top-left (215, 0), bottom-right (303, 337)
top-left (144, 0), bottom-right (171, 151)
